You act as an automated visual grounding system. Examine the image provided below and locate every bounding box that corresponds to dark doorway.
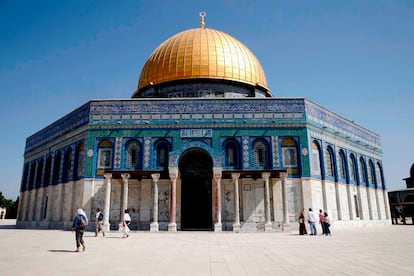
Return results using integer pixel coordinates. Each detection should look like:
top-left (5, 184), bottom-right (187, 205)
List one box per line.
top-left (179, 148), bottom-right (213, 230)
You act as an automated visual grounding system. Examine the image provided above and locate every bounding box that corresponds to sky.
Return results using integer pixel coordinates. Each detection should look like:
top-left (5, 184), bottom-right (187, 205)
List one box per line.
top-left (0, 0), bottom-right (413, 200)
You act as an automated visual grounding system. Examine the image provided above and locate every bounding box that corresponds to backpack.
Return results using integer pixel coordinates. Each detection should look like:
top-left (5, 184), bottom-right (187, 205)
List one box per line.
top-left (98, 212), bottom-right (104, 222)
top-left (79, 215), bottom-right (87, 230)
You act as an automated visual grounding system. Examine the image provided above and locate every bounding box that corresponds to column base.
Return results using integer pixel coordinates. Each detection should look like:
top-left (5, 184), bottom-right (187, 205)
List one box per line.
top-left (264, 222), bottom-right (273, 232)
top-left (282, 223), bottom-right (291, 232)
top-left (150, 222), bottom-right (159, 232)
top-left (214, 223), bottom-right (222, 232)
top-left (232, 223), bottom-right (241, 233)
top-left (168, 222), bottom-right (177, 232)
top-left (103, 223), bottom-right (111, 232)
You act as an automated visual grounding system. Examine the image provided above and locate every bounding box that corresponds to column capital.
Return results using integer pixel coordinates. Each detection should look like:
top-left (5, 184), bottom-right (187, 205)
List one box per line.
top-left (104, 173), bottom-right (112, 180)
top-left (213, 167), bottom-right (222, 181)
top-left (261, 172), bottom-right (271, 181)
top-left (121, 173), bottom-right (130, 181)
top-left (231, 173), bottom-right (240, 182)
top-left (151, 173), bottom-right (160, 182)
top-left (169, 167), bottom-right (179, 181)
top-left (279, 172), bottom-right (288, 181)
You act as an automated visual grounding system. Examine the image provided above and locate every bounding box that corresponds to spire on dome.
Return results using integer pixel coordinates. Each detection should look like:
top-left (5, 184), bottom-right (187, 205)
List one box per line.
top-left (199, 11), bottom-right (206, 28)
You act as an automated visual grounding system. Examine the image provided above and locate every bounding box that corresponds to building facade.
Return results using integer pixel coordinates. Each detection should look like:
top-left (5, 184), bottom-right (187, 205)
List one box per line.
top-left (16, 23), bottom-right (390, 232)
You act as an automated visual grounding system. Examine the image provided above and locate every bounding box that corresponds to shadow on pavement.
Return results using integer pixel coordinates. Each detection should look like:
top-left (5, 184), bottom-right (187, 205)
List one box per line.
top-left (48, 249), bottom-right (78, 253)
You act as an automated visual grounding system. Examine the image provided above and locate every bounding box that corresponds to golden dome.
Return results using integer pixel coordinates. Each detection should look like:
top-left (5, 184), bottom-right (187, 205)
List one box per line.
top-left (136, 28), bottom-right (270, 96)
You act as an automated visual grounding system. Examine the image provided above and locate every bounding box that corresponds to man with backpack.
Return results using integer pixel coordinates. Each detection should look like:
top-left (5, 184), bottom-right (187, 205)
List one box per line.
top-left (95, 208), bottom-right (105, 237)
top-left (71, 208), bottom-right (88, 252)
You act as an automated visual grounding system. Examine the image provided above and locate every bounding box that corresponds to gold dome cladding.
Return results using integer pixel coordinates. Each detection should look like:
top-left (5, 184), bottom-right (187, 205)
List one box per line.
top-left (137, 28), bottom-right (270, 94)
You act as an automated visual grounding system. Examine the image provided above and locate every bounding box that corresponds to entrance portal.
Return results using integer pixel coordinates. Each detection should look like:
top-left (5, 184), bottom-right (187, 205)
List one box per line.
top-left (179, 148), bottom-right (213, 230)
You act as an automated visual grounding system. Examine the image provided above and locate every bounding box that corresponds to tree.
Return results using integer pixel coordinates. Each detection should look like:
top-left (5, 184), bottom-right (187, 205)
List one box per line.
top-left (0, 192), bottom-right (18, 219)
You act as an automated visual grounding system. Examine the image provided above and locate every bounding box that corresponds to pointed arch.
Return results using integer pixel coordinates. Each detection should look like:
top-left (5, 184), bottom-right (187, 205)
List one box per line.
top-left (75, 143), bottom-right (85, 179)
top-left (252, 138), bottom-right (270, 169)
top-left (35, 158), bottom-right (44, 189)
top-left (325, 146), bottom-right (335, 179)
top-left (311, 140), bottom-right (322, 177)
top-left (62, 147), bottom-right (73, 182)
top-left (281, 138), bottom-right (298, 168)
top-left (349, 153), bottom-right (357, 184)
top-left (359, 157), bottom-right (368, 186)
top-left (124, 139), bottom-right (142, 170)
top-left (97, 140), bottom-right (113, 169)
top-left (376, 162), bottom-right (385, 189)
top-left (223, 138), bottom-right (241, 169)
top-left (154, 139), bottom-right (171, 171)
top-left (338, 149), bottom-right (347, 182)
top-left (52, 151), bottom-right (62, 184)
top-left (368, 159), bottom-right (376, 187)
top-left (43, 155), bottom-right (52, 187)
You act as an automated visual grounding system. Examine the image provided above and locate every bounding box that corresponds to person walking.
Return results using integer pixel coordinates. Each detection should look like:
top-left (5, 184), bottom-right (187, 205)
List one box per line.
top-left (324, 212), bottom-right (331, 236)
top-left (94, 208), bottom-right (105, 237)
top-left (71, 208), bottom-right (88, 252)
top-left (307, 208), bottom-right (317, 235)
top-left (122, 209), bottom-right (131, 238)
top-left (298, 211), bottom-right (307, 235)
top-left (319, 209), bottom-right (325, 235)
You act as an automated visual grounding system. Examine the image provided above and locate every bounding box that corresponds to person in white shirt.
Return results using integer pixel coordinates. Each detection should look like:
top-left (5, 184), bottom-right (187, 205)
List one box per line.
top-left (123, 209), bottom-right (131, 238)
top-left (307, 208), bottom-right (317, 235)
top-left (94, 208), bottom-right (105, 237)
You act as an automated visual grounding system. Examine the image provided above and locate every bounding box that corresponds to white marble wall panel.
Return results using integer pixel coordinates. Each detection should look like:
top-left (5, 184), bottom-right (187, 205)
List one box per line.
top-left (158, 181), bottom-right (170, 222)
top-left (325, 180), bottom-right (338, 219)
top-left (110, 179), bottom-right (122, 223)
top-left (28, 190), bottom-right (36, 221)
top-left (128, 180), bottom-right (140, 222)
top-left (139, 179), bottom-right (152, 222)
top-left (242, 180), bottom-right (265, 223)
top-left (272, 179), bottom-right (283, 222)
top-left (359, 187), bottom-right (369, 220)
top-left (337, 183), bottom-right (350, 220)
top-left (368, 188), bottom-right (378, 220)
top-left (223, 180), bottom-right (234, 223)
top-left (287, 178), bottom-right (303, 222)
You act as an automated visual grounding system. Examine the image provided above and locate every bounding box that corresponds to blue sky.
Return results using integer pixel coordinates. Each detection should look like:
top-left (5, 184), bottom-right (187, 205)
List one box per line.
top-left (1, 0), bottom-right (413, 200)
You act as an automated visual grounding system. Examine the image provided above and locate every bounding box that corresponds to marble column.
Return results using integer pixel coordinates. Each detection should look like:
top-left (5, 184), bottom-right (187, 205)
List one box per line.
top-left (150, 173), bottom-right (160, 232)
top-left (375, 188), bottom-right (381, 219)
top-left (103, 173), bottom-right (112, 232)
top-left (231, 173), bottom-right (241, 233)
top-left (262, 172), bottom-right (272, 231)
top-left (213, 168), bottom-right (222, 232)
top-left (168, 168), bottom-right (178, 232)
top-left (346, 184), bottom-right (354, 220)
top-left (120, 173), bottom-right (130, 229)
top-left (366, 187), bottom-right (373, 220)
top-left (356, 185), bottom-right (364, 219)
top-left (383, 190), bottom-right (390, 219)
top-left (280, 172), bottom-right (290, 230)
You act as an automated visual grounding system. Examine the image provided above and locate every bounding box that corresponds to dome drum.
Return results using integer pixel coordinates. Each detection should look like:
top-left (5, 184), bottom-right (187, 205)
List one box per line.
top-left (133, 78), bottom-right (269, 98)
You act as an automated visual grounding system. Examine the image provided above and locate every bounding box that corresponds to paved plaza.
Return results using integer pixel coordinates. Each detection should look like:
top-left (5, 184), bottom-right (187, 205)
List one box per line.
top-left (0, 220), bottom-right (413, 275)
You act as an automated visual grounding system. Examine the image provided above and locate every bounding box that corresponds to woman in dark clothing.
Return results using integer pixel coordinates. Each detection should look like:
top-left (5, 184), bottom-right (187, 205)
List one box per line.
top-left (71, 208), bottom-right (88, 252)
top-left (298, 211), bottom-right (307, 235)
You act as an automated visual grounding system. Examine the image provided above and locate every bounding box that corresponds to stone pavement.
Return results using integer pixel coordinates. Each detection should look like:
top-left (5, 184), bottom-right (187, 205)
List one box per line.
top-left (0, 220), bottom-right (413, 276)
